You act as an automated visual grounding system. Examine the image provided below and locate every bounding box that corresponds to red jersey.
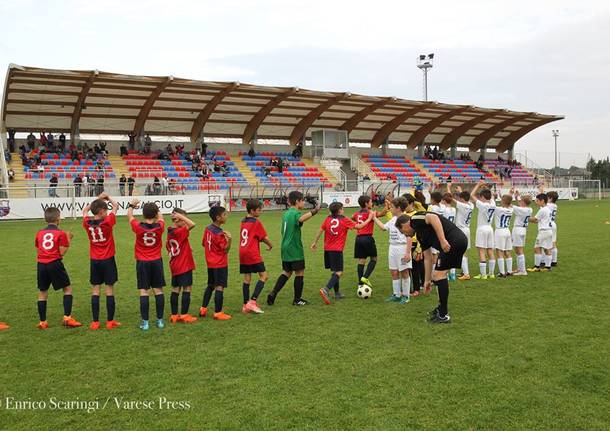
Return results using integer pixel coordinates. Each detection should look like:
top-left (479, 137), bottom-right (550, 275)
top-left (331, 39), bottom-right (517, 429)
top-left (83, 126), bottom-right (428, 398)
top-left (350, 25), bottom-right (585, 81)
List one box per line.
top-left (322, 215), bottom-right (356, 251)
top-left (130, 219), bottom-right (165, 261)
top-left (203, 224), bottom-right (228, 268)
top-left (352, 209), bottom-right (375, 236)
top-left (166, 226), bottom-right (195, 276)
top-left (35, 225), bottom-right (70, 263)
top-left (83, 212), bottom-right (116, 260)
top-left (239, 217), bottom-right (267, 265)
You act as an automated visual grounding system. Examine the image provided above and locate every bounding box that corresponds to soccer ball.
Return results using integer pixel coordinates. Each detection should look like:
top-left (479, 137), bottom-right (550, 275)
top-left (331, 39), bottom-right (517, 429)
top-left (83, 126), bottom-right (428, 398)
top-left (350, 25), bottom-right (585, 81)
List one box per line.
top-left (357, 284), bottom-right (372, 299)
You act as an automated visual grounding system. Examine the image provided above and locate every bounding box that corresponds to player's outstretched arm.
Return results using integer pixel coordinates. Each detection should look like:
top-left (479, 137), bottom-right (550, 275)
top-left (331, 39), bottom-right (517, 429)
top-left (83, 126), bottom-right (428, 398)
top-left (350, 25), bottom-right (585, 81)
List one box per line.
top-left (469, 180), bottom-right (484, 203)
top-left (311, 228), bottom-right (323, 250)
top-left (104, 194), bottom-right (119, 215)
top-left (355, 211), bottom-right (374, 230)
top-left (127, 199), bottom-right (140, 223)
top-left (83, 203), bottom-right (91, 218)
top-left (298, 204), bottom-right (320, 223)
top-left (372, 215), bottom-right (387, 231)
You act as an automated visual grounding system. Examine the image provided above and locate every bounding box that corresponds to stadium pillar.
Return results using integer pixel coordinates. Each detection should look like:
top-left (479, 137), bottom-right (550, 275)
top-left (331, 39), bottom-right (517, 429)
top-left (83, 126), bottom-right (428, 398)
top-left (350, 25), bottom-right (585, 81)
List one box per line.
top-left (450, 144), bottom-right (457, 160)
top-left (507, 145), bottom-right (514, 160)
top-left (72, 125), bottom-right (80, 147)
top-left (481, 142), bottom-right (487, 160)
top-left (382, 138), bottom-right (388, 156)
top-left (418, 142), bottom-right (425, 157)
top-left (252, 130), bottom-right (258, 146)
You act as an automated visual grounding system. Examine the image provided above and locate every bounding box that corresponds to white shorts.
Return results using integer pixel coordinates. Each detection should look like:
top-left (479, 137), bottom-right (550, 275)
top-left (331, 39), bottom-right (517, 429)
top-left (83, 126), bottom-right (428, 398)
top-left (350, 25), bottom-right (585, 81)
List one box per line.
top-left (512, 227), bottom-right (527, 248)
top-left (494, 228), bottom-right (512, 251)
top-left (535, 230), bottom-right (553, 250)
top-left (459, 226), bottom-right (471, 249)
top-left (552, 224), bottom-right (557, 242)
top-left (475, 226), bottom-right (494, 249)
top-left (388, 245), bottom-right (412, 271)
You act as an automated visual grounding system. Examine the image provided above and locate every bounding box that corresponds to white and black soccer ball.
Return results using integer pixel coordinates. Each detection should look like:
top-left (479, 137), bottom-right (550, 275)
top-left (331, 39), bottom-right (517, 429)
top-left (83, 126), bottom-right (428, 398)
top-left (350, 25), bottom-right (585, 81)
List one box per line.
top-left (357, 284), bottom-right (372, 299)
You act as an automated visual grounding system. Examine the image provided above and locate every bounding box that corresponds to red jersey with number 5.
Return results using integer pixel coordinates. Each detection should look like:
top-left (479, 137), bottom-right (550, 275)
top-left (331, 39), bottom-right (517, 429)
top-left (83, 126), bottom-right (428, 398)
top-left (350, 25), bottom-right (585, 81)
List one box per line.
top-left (166, 226), bottom-right (195, 276)
top-left (35, 225), bottom-right (70, 263)
top-left (83, 213), bottom-right (116, 260)
top-left (130, 219), bottom-right (164, 261)
top-left (322, 215), bottom-right (356, 251)
top-left (203, 224), bottom-right (228, 268)
top-left (239, 217), bottom-right (267, 265)
top-left (352, 209), bottom-right (376, 236)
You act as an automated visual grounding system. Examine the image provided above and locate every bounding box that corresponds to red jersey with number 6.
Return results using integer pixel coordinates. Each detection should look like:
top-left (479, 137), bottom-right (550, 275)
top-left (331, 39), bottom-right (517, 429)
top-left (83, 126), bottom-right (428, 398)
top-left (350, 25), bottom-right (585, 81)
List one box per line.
top-left (203, 224), bottom-right (228, 268)
top-left (166, 226), bottom-right (195, 276)
top-left (239, 217), bottom-right (267, 265)
top-left (83, 213), bottom-right (116, 260)
top-left (130, 219), bottom-right (164, 261)
top-left (322, 215), bottom-right (356, 251)
top-left (35, 225), bottom-right (70, 263)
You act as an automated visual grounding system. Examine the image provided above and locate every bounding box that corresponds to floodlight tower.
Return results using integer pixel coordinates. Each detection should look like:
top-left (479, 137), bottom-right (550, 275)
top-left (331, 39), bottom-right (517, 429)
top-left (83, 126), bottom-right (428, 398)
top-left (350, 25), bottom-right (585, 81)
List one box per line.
top-left (417, 53), bottom-right (434, 101)
top-left (552, 129), bottom-right (559, 178)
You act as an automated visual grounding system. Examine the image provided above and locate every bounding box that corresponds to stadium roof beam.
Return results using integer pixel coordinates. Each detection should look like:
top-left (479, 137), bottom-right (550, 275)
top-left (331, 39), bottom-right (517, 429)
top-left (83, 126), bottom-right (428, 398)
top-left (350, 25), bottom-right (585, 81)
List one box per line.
top-left (339, 97), bottom-right (393, 134)
top-left (495, 116), bottom-right (563, 153)
top-left (132, 76), bottom-right (173, 136)
top-left (468, 113), bottom-right (532, 151)
top-left (405, 105), bottom-right (471, 149)
top-left (370, 102), bottom-right (433, 148)
top-left (242, 87), bottom-right (298, 145)
top-left (437, 109), bottom-right (501, 151)
top-left (70, 70), bottom-right (98, 140)
top-left (190, 82), bottom-right (239, 143)
top-left (289, 93), bottom-right (348, 145)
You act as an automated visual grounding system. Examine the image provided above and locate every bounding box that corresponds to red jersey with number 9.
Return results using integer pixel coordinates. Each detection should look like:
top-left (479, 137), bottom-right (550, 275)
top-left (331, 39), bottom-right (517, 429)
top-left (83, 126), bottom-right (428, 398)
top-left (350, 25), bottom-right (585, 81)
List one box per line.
top-left (130, 219), bottom-right (164, 261)
top-left (83, 213), bottom-right (116, 260)
top-left (35, 225), bottom-right (70, 263)
top-left (166, 226), bottom-right (195, 276)
top-left (239, 217), bottom-right (268, 265)
top-left (322, 215), bottom-right (356, 251)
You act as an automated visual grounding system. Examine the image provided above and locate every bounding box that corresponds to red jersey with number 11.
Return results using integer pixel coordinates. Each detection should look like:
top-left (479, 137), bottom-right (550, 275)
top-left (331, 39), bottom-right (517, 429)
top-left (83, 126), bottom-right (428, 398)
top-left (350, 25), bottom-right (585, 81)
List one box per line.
top-left (322, 215), bottom-right (356, 251)
top-left (83, 212), bottom-right (116, 260)
top-left (130, 219), bottom-right (164, 261)
top-left (35, 225), bottom-right (70, 263)
top-left (166, 226), bottom-right (195, 276)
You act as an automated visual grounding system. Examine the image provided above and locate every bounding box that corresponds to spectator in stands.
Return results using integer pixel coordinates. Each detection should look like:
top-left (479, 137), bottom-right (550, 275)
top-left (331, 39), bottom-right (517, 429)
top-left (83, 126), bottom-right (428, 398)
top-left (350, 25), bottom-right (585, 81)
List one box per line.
top-left (264, 167), bottom-right (272, 177)
top-left (144, 134), bottom-right (152, 153)
top-left (128, 132), bottom-right (136, 151)
top-left (119, 174), bottom-right (127, 196)
top-left (4, 149), bottom-right (11, 163)
top-left (87, 175), bottom-right (96, 197)
top-left (137, 140), bottom-right (144, 155)
top-left (49, 174), bottom-right (59, 197)
top-left (247, 146), bottom-right (255, 159)
top-left (59, 133), bottom-right (66, 150)
top-left (73, 174), bottom-right (82, 197)
top-left (292, 142), bottom-right (303, 160)
top-left (47, 132), bottom-right (54, 150)
top-left (94, 143), bottom-right (101, 154)
top-left (83, 142), bottom-right (90, 153)
top-left (162, 175), bottom-right (169, 195)
top-left (39, 132), bottom-right (47, 147)
top-left (200, 164), bottom-right (208, 178)
top-left (533, 175), bottom-right (539, 186)
top-left (27, 132), bottom-right (36, 150)
top-left (8, 168), bottom-right (15, 182)
top-left (7, 128), bottom-right (15, 152)
top-left (176, 144), bottom-right (184, 155)
top-left (201, 142), bottom-right (208, 157)
top-left (152, 176), bottom-right (161, 195)
top-left (128, 175), bottom-right (135, 196)
top-left (96, 175), bottom-right (105, 195)
top-left (277, 157), bottom-right (284, 173)
top-left (100, 141), bottom-right (107, 155)
top-left (166, 144), bottom-right (174, 156)
top-left (120, 143), bottom-right (128, 156)
top-left (432, 146), bottom-right (439, 160)
top-left (169, 178), bottom-right (177, 194)
top-left (76, 141), bottom-right (83, 152)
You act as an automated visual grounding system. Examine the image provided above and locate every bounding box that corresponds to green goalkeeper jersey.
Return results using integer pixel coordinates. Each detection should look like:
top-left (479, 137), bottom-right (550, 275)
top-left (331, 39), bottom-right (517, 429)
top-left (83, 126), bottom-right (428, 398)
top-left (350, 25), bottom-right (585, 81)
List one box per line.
top-left (281, 207), bottom-right (304, 262)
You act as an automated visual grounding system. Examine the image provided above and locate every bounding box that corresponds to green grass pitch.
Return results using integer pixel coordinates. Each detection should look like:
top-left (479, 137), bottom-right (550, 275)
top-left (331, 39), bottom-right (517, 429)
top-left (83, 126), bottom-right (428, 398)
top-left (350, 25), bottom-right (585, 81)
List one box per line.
top-left (0, 200), bottom-right (609, 430)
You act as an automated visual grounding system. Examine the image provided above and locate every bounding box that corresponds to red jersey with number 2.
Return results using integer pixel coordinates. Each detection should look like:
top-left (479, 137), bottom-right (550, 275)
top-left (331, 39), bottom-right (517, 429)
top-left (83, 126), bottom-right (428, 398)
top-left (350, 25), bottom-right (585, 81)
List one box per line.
top-left (322, 215), bottom-right (356, 251)
top-left (203, 224), bottom-right (228, 268)
top-left (166, 226), bottom-right (195, 276)
top-left (239, 217), bottom-right (268, 265)
top-left (35, 225), bottom-right (70, 263)
top-left (83, 213), bottom-right (116, 260)
top-left (130, 219), bottom-right (164, 261)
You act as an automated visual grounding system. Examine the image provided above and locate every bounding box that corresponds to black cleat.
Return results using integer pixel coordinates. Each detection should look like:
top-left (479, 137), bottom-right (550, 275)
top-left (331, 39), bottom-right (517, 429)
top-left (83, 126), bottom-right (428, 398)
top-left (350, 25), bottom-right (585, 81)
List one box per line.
top-left (267, 293), bottom-right (276, 306)
top-left (427, 307), bottom-right (440, 319)
top-left (429, 314), bottom-right (451, 324)
top-left (292, 298), bottom-right (310, 306)
top-left (551, 262), bottom-right (557, 267)
top-left (497, 273), bottom-right (507, 278)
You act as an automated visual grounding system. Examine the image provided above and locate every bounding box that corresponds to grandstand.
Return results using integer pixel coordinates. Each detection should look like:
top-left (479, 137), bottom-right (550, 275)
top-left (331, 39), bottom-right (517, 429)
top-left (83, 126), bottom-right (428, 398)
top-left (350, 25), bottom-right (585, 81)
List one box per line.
top-left (415, 157), bottom-right (495, 183)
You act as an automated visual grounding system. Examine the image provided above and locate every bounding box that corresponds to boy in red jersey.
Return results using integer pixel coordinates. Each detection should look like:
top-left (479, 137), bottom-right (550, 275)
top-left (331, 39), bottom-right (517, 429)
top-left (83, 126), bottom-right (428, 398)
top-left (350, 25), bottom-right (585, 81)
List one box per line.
top-left (166, 208), bottom-right (198, 324)
top-left (127, 199), bottom-right (166, 331)
top-left (35, 207), bottom-right (82, 329)
top-left (352, 195), bottom-right (389, 288)
top-left (311, 202), bottom-right (373, 304)
top-left (83, 192), bottom-right (121, 330)
top-left (200, 206), bottom-right (232, 321)
top-left (239, 199), bottom-right (273, 315)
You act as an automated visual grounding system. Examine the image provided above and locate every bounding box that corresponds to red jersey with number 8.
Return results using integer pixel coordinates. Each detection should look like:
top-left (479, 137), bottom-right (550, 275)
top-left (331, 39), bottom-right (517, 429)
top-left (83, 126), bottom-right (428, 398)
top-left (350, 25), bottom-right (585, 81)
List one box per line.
top-left (35, 225), bottom-right (70, 263)
top-left (166, 226), bottom-right (195, 275)
top-left (239, 217), bottom-right (268, 265)
top-left (83, 213), bottom-right (116, 260)
top-left (322, 215), bottom-right (356, 251)
top-left (130, 219), bottom-right (164, 261)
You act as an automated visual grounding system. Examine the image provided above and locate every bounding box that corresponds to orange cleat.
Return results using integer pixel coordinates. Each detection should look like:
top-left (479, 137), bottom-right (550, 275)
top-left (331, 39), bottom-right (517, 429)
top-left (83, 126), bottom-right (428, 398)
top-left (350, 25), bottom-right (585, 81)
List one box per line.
top-left (179, 314), bottom-right (197, 323)
top-left (199, 307), bottom-right (208, 317)
top-left (0, 322), bottom-right (10, 330)
top-left (241, 304), bottom-right (249, 314)
top-left (213, 312), bottom-right (232, 321)
top-left (106, 320), bottom-right (121, 330)
top-left (319, 288), bottom-right (331, 305)
top-left (89, 321), bottom-right (101, 330)
top-left (170, 314), bottom-right (180, 324)
top-left (37, 321), bottom-right (49, 330)
top-left (62, 316), bottom-right (82, 328)
top-left (458, 274), bottom-right (471, 281)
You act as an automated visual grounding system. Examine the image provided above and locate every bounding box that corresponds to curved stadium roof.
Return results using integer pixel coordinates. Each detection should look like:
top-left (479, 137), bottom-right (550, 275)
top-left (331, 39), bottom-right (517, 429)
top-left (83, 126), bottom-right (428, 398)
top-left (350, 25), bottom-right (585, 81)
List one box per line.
top-left (1, 64), bottom-right (563, 152)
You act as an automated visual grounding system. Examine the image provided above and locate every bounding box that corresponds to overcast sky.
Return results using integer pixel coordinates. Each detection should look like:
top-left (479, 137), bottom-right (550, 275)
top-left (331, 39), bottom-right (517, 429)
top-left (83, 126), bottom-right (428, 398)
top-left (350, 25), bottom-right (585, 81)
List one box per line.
top-left (1, 0), bottom-right (609, 168)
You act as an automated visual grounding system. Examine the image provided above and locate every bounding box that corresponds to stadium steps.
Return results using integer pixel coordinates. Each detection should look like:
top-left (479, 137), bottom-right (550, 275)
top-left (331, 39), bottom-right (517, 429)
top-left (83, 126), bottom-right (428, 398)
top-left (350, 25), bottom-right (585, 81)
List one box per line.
top-left (409, 159), bottom-right (436, 183)
top-left (232, 158), bottom-right (257, 185)
top-left (302, 158), bottom-right (336, 185)
top-left (108, 155), bottom-right (128, 178)
top-left (8, 154), bottom-right (28, 197)
top-left (356, 158), bottom-right (379, 181)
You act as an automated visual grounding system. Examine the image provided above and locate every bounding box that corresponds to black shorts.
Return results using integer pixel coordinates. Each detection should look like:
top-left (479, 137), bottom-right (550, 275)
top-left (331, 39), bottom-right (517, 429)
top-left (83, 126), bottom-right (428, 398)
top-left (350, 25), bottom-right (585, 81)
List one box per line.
top-left (354, 235), bottom-right (377, 259)
top-left (282, 260), bottom-right (305, 272)
top-left (324, 251), bottom-right (344, 272)
top-left (240, 262), bottom-right (266, 274)
top-left (435, 231), bottom-right (468, 271)
top-left (171, 270), bottom-right (193, 288)
top-left (208, 267), bottom-right (228, 288)
top-left (90, 257), bottom-right (118, 286)
top-left (37, 260), bottom-right (71, 291)
top-left (136, 259), bottom-right (166, 290)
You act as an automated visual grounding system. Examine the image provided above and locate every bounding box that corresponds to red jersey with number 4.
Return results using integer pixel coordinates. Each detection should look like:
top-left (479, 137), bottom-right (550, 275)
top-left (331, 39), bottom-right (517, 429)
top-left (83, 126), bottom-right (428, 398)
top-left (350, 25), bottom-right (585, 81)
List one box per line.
top-left (239, 217), bottom-right (268, 265)
top-left (83, 212), bottom-right (116, 260)
top-left (322, 215), bottom-right (356, 251)
top-left (352, 209), bottom-right (375, 236)
top-left (166, 226), bottom-right (195, 276)
top-left (130, 219), bottom-right (164, 261)
top-left (35, 225), bottom-right (70, 263)
top-left (203, 224), bottom-right (228, 268)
